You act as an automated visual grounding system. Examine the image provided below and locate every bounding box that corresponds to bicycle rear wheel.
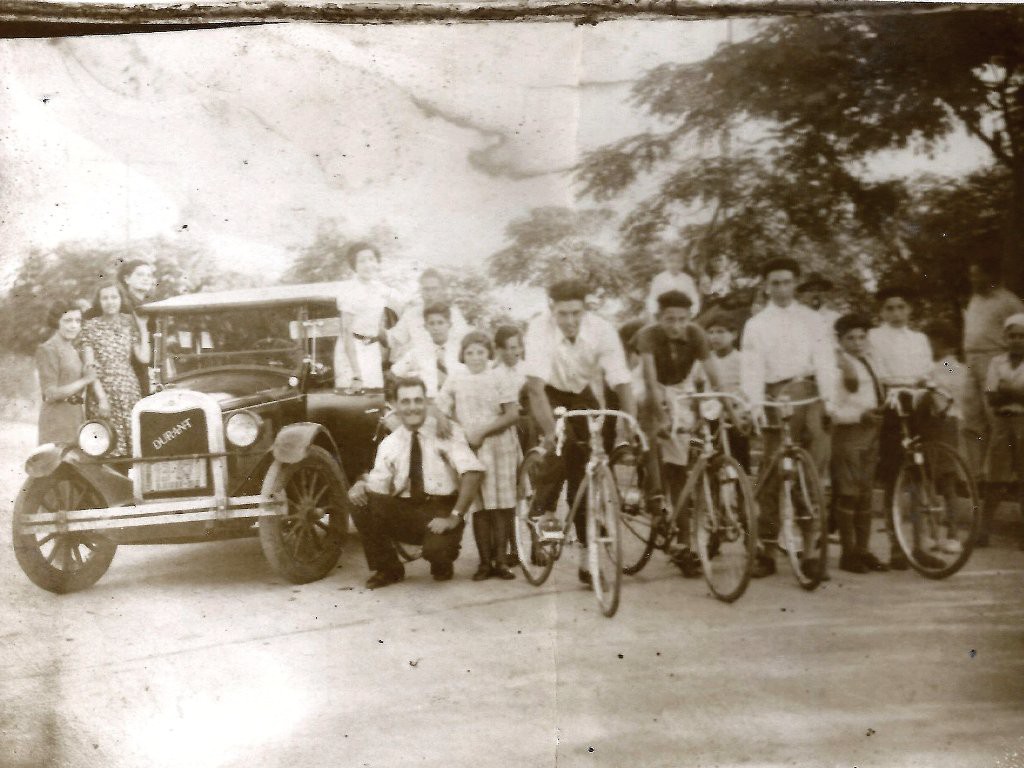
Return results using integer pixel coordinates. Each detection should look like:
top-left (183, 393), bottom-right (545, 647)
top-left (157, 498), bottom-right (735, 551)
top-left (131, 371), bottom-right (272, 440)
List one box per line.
top-left (778, 447), bottom-right (828, 590)
top-left (891, 441), bottom-right (979, 579)
top-left (693, 455), bottom-right (756, 603)
top-left (513, 449), bottom-right (558, 586)
top-left (609, 443), bottom-right (658, 576)
top-left (588, 463), bottom-right (623, 617)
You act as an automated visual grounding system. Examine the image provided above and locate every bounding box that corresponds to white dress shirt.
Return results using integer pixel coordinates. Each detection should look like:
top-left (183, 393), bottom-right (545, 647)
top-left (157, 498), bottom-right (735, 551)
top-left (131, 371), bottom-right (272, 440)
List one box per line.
top-left (740, 301), bottom-right (838, 408)
top-left (388, 300), bottom-right (470, 359)
top-left (365, 420), bottom-right (484, 497)
top-left (645, 270), bottom-right (701, 317)
top-left (391, 337), bottom-right (465, 397)
top-left (833, 352), bottom-right (882, 425)
top-left (867, 325), bottom-right (933, 386)
top-left (523, 311), bottom-right (631, 394)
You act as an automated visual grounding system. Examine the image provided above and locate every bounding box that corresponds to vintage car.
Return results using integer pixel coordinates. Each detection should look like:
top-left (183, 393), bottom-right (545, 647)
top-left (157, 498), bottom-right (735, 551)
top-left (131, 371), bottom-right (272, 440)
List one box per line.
top-left (12, 283), bottom-right (388, 593)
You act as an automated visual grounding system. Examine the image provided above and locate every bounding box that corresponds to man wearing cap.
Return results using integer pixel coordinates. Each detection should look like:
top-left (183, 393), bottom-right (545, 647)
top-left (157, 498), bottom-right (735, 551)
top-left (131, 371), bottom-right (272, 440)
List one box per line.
top-left (645, 243), bottom-right (701, 319)
top-left (962, 255), bottom-right (1024, 480)
top-left (979, 313), bottom-right (1024, 549)
top-left (741, 257), bottom-right (838, 578)
top-left (797, 272), bottom-right (841, 338)
top-left (524, 278), bottom-right (637, 585)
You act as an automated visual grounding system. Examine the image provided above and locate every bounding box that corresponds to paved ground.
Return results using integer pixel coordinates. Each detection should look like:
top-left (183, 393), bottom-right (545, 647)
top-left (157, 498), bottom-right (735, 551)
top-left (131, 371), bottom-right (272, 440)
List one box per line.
top-left (1, 422), bottom-right (1022, 768)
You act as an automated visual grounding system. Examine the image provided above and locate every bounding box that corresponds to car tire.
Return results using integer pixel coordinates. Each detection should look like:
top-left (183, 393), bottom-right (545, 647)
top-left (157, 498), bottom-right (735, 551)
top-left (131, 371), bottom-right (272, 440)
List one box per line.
top-left (258, 446), bottom-right (349, 584)
top-left (12, 470), bottom-right (118, 594)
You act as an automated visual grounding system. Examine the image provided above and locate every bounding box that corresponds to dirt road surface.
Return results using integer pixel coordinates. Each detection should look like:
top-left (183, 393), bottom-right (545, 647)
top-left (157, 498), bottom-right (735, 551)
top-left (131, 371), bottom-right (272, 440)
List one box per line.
top-left (1, 423), bottom-right (1022, 768)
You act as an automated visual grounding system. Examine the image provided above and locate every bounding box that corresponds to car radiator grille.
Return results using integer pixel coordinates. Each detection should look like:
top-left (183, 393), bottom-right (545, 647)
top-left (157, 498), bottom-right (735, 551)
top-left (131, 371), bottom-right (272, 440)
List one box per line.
top-left (138, 408), bottom-right (212, 498)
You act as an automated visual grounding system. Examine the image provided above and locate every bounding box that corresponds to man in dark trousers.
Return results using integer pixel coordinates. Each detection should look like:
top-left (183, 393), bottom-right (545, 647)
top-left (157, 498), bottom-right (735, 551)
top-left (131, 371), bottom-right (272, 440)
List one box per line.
top-left (347, 376), bottom-right (484, 588)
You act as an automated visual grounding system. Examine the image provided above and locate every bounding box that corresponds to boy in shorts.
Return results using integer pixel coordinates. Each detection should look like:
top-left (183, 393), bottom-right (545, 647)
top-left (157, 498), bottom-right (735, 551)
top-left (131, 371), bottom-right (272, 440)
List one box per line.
top-left (831, 314), bottom-right (888, 573)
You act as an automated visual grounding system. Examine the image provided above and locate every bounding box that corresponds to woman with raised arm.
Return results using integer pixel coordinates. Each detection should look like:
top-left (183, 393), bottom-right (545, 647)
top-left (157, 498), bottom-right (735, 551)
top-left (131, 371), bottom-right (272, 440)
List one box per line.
top-left (79, 280), bottom-right (151, 456)
top-left (333, 242), bottom-right (402, 390)
top-left (35, 299), bottom-right (96, 445)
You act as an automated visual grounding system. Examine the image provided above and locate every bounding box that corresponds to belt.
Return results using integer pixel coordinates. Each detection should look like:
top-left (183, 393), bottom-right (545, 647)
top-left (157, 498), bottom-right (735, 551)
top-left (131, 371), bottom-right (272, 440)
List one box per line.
top-left (61, 394), bottom-right (84, 405)
top-left (398, 493), bottom-right (457, 502)
top-left (353, 333), bottom-right (379, 345)
top-left (766, 375), bottom-right (814, 387)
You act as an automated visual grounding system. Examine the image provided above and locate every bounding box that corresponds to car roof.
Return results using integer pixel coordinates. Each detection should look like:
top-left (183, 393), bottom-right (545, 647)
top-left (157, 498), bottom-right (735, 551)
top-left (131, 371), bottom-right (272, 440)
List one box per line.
top-left (139, 282), bottom-right (343, 315)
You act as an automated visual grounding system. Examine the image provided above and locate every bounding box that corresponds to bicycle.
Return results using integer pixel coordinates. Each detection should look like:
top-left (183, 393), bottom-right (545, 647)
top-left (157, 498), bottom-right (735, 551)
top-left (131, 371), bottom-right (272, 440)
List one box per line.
top-left (884, 386), bottom-right (979, 578)
top-left (613, 387), bottom-right (758, 603)
top-left (513, 408), bottom-right (648, 618)
top-left (753, 395), bottom-right (829, 590)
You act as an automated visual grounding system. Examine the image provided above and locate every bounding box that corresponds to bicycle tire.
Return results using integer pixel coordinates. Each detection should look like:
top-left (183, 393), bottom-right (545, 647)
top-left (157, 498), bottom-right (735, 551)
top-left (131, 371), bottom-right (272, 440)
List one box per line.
top-left (588, 463), bottom-right (623, 618)
top-left (513, 449), bottom-right (558, 586)
top-left (778, 447), bottom-right (828, 590)
top-left (693, 455), bottom-right (757, 603)
top-left (609, 443), bottom-right (658, 576)
top-left (891, 440), bottom-right (979, 579)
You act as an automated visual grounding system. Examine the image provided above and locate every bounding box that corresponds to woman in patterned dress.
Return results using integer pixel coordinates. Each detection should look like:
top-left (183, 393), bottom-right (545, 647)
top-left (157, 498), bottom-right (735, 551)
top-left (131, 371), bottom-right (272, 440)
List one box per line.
top-left (436, 331), bottom-right (521, 581)
top-left (80, 281), bottom-right (151, 456)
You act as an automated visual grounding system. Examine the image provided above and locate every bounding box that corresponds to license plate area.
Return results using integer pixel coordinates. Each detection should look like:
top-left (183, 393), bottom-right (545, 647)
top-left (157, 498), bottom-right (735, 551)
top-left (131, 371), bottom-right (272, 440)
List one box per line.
top-left (142, 458), bottom-right (210, 498)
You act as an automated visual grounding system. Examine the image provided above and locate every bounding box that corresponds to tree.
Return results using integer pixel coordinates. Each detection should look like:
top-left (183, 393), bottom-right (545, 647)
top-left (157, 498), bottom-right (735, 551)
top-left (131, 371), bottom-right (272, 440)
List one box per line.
top-left (577, 10), bottom-right (1024, 295)
top-left (0, 237), bottom-right (254, 355)
top-left (488, 206), bottom-right (632, 298)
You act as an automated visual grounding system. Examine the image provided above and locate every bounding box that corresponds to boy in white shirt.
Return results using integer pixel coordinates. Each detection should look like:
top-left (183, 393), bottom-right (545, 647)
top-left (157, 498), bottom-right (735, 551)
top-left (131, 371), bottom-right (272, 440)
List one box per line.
top-left (390, 303), bottom-right (465, 398)
top-left (644, 243), bottom-right (701, 319)
top-left (831, 314), bottom-right (888, 573)
top-left (867, 284), bottom-right (935, 570)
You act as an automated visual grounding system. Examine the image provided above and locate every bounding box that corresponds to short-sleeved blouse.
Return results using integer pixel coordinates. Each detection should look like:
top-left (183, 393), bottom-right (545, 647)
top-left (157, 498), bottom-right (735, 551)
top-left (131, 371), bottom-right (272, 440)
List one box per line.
top-left (336, 279), bottom-right (401, 338)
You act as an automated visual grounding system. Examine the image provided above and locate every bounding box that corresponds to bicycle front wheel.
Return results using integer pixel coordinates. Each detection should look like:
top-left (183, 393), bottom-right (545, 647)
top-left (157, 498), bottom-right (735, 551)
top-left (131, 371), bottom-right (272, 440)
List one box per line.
top-left (588, 463), bottom-right (623, 617)
top-left (778, 447), bottom-right (828, 591)
top-left (891, 441), bottom-right (979, 579)
top-left (513, 449), bottom-right (558, 586)
top-left (609, 443), bottom-right (658, 576)
top-left (693, 455), bottom-right (757, 603)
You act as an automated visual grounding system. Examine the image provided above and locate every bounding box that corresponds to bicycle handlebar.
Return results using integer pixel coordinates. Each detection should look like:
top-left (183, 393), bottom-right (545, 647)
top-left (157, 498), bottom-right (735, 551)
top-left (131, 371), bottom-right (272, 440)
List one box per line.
top-left (754, 396), bottom-right (822, 409)
top-left (552, 408), bottom-right (650, 455)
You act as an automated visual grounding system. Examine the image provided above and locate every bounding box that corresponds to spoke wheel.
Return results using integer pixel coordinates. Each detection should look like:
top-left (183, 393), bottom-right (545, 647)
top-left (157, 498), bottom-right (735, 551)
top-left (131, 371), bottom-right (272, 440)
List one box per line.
top-left (513, 449), bottom-right (559, 586)
top-left (778, 448), bottom-right (828, 591)
top-left (259, 446), bottom-right (348, 584)
top-left (891, 441), bottom-right (978, 579)
top-left (693, 455), bottom-right (756, 603)
top-left (588, 464), bottom-right (623, 618)
top-left (12, 470), bottom-right (117, 594)
top-left (609, 444), bottom-right (658, 576)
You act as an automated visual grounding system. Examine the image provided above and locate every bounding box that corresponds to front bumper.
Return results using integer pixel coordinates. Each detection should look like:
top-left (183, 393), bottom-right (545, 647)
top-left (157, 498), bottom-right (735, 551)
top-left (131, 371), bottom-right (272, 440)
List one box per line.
top-left (18, 493), bottom-right (286, 536)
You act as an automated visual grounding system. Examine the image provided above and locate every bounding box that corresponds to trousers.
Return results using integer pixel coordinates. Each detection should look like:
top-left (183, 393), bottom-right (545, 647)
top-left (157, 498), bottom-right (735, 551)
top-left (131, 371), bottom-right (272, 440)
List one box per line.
top-left (351, 493), bottom-right (464, 573)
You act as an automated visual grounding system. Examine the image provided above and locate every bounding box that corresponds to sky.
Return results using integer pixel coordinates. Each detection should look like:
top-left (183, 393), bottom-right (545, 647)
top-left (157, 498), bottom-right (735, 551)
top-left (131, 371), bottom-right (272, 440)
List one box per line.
top-left (0, 18), bottom-right (993, 291)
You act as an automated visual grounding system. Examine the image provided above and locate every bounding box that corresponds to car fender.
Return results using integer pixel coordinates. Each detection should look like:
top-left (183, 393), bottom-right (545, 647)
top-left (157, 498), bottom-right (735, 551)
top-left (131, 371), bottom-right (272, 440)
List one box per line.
top-left (24, 445), bottom-right (134, 508)
top-left (271, 423), bottom-right (340, 465)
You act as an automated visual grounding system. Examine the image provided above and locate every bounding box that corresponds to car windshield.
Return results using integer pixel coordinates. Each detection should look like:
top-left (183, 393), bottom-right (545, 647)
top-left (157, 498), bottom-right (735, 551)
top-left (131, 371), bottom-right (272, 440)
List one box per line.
top-left (159, 307), bottom-right (303, 378)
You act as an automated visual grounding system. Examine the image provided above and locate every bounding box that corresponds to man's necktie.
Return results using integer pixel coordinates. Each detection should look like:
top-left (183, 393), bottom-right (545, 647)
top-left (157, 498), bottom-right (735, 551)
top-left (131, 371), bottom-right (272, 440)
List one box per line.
top-left (409, 430), bottom-right (425, 500)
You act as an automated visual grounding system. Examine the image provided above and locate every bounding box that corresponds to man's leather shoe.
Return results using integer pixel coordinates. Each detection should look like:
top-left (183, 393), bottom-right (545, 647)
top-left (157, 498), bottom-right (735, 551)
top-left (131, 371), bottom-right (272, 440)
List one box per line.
top-left (432, 563), bottom-right (454, 581)
top-left (578, 568), bottom-right (592, 586)
top-left (800, 558), bottom-right (821, 581)
top-left (492, 566), bottom-right (516, 580)
top-left (751, 553), bottom-right (776, 578)
top-left (858, 551), bottom-right (889, 572)
top-left (365, 568), bottom-right (404, 589)
top-left (472, 565), bottom-right (492, 581)
top-left (839, 552), bottom-right (868, 574)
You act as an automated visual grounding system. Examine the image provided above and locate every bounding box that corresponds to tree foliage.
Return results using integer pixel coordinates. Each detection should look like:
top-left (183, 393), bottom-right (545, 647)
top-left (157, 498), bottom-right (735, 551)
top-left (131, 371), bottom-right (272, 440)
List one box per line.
top-left (487, 206), bottom-right (631, 298)
top-left (577, 10), bottom-right (1024, 297)
top-left (0, 237), bottom-right (258, 355)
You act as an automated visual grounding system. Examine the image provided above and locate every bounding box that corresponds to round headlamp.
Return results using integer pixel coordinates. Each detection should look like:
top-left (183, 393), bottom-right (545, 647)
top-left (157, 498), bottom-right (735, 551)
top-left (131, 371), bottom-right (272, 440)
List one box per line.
top-left (699, 398), bottom-right (724, 422)
top-left (225, 411), bottom-right (262, 448)
top-left (78, 420), bottom-right (114, 457)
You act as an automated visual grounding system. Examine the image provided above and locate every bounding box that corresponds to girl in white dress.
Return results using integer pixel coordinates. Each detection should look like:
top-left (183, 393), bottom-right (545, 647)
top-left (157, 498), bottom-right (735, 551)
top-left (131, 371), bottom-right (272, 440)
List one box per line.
top-left (334, 243), bottom-right (402, 390)
top-left (437, 331), bottom-right (522, 580)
